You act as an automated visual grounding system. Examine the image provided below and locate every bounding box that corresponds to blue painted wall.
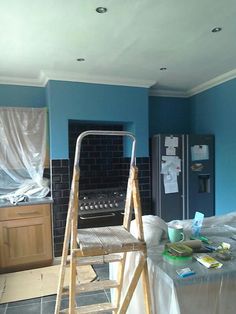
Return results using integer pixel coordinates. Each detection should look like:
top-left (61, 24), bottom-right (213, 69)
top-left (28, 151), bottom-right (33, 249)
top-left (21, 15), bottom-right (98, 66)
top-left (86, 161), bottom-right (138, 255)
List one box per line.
top-left (190, 78), bottom-right (236, 215)
top-left (1, 79), bottom-right (235, 216)
top-left (149, 96), bottom-right (191, 136)
top-left (0, 84), bottom-right (46, 107)
top-left (46, 80), bottom-right (149, 159)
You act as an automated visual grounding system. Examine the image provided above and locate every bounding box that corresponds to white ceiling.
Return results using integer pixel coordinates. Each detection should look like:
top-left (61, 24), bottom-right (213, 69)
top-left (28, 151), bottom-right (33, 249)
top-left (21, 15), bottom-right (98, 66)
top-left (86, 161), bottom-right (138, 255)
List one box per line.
top-left (1, 0), bottom-right (236, 96)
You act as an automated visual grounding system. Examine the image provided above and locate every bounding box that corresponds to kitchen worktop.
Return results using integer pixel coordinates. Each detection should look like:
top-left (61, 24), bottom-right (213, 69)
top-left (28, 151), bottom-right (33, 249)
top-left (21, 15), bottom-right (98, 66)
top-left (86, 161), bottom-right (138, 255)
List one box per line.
top-left (0, 197), bottom-right (53, 208)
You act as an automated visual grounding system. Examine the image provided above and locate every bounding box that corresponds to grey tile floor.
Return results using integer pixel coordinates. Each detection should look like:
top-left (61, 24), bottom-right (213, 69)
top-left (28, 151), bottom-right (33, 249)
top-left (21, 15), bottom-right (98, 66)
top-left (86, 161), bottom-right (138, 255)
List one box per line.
top-left (0, 264), bottom-right (111, 314)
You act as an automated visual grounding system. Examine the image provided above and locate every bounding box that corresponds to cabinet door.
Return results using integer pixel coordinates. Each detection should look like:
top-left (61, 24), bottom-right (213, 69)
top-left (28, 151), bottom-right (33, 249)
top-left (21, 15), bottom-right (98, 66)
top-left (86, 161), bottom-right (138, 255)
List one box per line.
top-left (0, 216), bottom-right (52, 269)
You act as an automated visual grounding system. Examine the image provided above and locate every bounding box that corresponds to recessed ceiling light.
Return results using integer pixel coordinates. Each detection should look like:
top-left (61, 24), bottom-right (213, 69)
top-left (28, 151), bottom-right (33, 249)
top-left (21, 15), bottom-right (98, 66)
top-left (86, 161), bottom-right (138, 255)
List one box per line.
top-left (211, 27), bottom-right (222, 33)
top-left (76, 58), bottom-right (85, 62)
top-left (160, 67), bottom-right (167, 71)
top-left (96, 7), bottom-right (107, 14)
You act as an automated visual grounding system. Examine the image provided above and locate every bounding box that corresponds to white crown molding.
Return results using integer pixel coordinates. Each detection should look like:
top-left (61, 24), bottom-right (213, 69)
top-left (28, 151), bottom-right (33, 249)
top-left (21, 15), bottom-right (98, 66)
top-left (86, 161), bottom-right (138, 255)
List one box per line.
top-left (42, 70), bottom-right (155, 88)
top-left (0, 70), bottom-right (155, 88)
top-left (0, 74), bottom-right (45, 87)
top-left (149, 68), bottom-right (236, 98)
top-left (149, 88), bottom-right (188, 98)
top-left (0, 68), bottom-right (236, 96)
top-left (187, 69), bottom-right (236, 97)
top-left (39, 71), bottom-right (48, 86)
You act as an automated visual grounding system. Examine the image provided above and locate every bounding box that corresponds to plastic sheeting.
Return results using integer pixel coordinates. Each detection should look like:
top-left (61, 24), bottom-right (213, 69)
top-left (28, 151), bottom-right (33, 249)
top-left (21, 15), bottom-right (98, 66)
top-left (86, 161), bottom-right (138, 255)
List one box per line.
top-left (110, 212), bottom-right (236, 314)
top-left (0, 107), bottom-right (49, 203)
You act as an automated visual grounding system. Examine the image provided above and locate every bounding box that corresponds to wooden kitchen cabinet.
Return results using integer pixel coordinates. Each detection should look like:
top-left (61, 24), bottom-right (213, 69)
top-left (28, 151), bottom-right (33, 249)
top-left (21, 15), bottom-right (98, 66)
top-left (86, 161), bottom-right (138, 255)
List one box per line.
top-left (0, 203), bottom-right (53, 273)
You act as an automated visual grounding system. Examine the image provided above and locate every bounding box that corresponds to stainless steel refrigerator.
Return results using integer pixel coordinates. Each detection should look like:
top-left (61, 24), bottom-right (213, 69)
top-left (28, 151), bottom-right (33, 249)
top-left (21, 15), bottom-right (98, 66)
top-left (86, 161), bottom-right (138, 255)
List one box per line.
top-left (152, 134), bottom-right (215, 221)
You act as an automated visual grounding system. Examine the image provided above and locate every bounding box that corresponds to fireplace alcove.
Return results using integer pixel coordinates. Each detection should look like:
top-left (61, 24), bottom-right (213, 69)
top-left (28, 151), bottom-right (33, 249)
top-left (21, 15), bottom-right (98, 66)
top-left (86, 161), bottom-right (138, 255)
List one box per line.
top-left (51, 120), bottom-right (151, 256)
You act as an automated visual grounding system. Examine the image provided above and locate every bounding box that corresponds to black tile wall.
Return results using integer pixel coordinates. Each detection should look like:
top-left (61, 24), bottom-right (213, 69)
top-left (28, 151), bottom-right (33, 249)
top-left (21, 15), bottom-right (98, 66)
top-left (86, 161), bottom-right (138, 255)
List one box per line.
top-left (121, 157), bottom-right (152, 215)
top-left (69, 122), bottom-right (124, 190)
top-left (51, 159), bottom-right (70, 257)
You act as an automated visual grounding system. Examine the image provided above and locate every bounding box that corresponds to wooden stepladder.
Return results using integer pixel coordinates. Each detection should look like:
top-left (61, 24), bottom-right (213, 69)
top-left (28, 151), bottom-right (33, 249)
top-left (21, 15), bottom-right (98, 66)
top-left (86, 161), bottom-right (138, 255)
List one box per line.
top-left (54, 131), bottom-right (152, 314)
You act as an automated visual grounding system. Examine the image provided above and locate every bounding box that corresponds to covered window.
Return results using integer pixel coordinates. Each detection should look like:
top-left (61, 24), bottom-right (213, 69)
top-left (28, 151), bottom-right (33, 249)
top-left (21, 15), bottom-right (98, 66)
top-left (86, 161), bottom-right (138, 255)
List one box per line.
top-left (0, 107), bottom-right (49, 204)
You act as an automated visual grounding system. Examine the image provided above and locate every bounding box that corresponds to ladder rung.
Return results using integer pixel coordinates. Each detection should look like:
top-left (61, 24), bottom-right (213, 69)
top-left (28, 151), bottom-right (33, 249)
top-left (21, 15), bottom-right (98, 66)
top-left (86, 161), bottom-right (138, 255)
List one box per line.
top-left (73, 244), bottom-right (145, 257)
top-left (66, 253), bottom-right (123, 266)
top-left (62, 279), bottom-right (118, 295)
top-left (60, 302), bottom-right (117, 314)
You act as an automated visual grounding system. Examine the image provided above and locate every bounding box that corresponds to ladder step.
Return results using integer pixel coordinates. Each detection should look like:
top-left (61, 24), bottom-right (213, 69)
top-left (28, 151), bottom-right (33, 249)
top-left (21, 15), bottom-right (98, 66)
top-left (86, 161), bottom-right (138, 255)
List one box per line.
top-left (60, 302), bottom-right (117, 314)
top-left (62, 279), bottom-right (118, 295)
top-left (66, 253), bottom-right (123, 266)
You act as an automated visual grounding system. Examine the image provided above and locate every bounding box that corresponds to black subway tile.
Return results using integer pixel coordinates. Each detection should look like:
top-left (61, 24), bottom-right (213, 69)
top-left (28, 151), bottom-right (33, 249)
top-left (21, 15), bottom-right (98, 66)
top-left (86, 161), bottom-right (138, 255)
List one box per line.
top-left (54, 227), bottom-right (66, 237)
top-left (62, 174), bottom-right (70, 182)
top-left (139, 170), bottom-right (150, 178)
top-left (52, 160), bottom-right (61, 167)
top-left (52, 191), bottom-right (62, 198)
top-left (53, 197), bottom-right (69, 206)
top-left (52, 175), bottom-right (62, 183)
top-left (62, 190), bottom-right (70, 197)
top-left (61, 160), bottom-right (69, 166)
top-left (54, 183), bottom-right (70, 191)
top-left (52, 167), bottom-right (69, 175)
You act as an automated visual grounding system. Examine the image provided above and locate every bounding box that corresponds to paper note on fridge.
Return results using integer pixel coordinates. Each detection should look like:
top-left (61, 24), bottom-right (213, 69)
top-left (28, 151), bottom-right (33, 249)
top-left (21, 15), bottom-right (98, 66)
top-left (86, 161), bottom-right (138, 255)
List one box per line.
top-left (191, 145), bottom-right (209, 161)
top-left (161, 156), bottom-right (181, 175)
top-left (166, 146), bottom-right (176, 155)
top-left (164, 136), bottom-right (179, 147)
top-left (163, 172), bottom-right (179, 194)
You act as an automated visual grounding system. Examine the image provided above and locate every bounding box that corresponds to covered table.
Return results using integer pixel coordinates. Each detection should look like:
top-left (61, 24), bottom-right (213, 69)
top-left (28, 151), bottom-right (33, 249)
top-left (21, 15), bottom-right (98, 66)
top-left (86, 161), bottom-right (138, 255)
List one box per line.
top-left (110, 212), bottom-right (236, 314)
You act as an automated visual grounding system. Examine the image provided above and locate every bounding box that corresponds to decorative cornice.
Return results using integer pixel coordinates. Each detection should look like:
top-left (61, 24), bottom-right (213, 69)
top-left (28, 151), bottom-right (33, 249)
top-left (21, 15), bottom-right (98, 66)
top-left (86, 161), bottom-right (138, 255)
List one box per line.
top-left (0, 68), bottom-right (236, 96)
top-left (41, 70), bottom-right (155, 88)
top-left (149, 88), bottom-right (188, 98)
top-left (0, 71), bottom-right (155, 88)
top-left (187, 69), bottom-right (236, 97)
top-left (0, 75), bottom-right (44, 87)
top-left (150, 68), bottom-right (236, 98)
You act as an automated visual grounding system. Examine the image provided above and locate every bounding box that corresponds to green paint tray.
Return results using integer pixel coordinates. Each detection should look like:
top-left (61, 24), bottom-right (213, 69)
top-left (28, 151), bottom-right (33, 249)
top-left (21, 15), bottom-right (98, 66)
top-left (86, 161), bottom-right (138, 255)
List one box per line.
top-left (162, 250), bottom-right (193, 265)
